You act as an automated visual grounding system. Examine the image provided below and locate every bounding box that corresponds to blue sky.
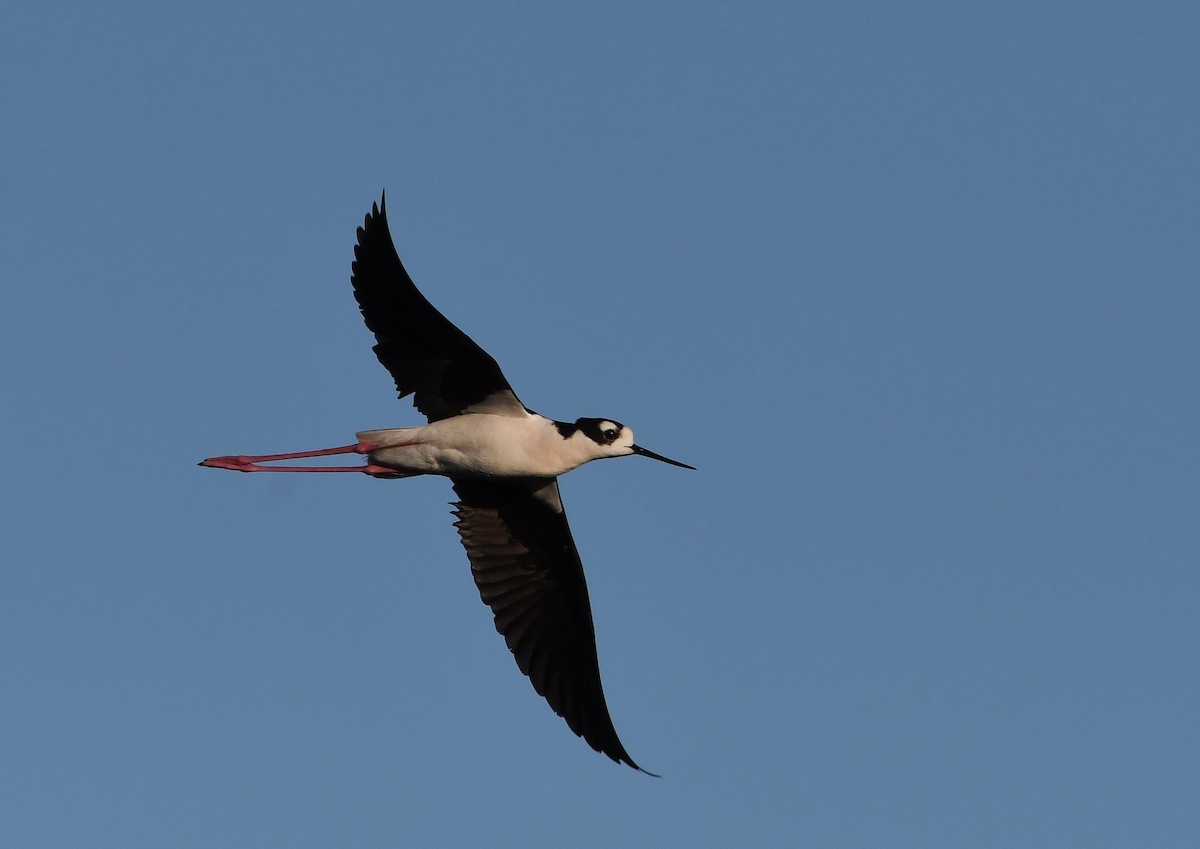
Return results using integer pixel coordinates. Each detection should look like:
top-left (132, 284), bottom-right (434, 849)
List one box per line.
top-left (2, 2), bottom-right (1198, 846)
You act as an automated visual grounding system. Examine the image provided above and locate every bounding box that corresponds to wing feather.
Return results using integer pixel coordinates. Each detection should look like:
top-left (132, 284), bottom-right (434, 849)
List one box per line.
top-left (351, 195), bottom-right (527, 421)
top-left (450, 477), bottom-right (648, 772)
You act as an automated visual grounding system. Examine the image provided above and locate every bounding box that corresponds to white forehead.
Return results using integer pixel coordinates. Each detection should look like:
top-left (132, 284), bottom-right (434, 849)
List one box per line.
top-left (599, 420), bottom-right (621, 432)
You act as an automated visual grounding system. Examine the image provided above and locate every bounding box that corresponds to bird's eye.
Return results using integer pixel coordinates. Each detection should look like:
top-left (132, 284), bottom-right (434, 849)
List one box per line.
top-left (604, 428), bottom-right (618, 441)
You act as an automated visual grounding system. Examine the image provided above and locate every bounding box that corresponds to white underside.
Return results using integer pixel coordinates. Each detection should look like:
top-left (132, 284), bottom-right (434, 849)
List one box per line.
top-left (358, 412), bottom-right (601, 479)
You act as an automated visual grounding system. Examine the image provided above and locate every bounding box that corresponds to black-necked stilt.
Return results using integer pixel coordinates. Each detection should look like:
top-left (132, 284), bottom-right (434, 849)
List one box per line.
top-left (200, 194), bottom-right (692, 773)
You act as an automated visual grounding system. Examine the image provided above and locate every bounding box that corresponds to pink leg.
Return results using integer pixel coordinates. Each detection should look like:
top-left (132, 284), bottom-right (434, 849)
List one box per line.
top-left (198, 441), bottom-right (409, 478)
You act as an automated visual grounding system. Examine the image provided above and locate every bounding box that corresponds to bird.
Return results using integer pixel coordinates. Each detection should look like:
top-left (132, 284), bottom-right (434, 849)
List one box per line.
top-left (199, 193), bottom-right (692, 773)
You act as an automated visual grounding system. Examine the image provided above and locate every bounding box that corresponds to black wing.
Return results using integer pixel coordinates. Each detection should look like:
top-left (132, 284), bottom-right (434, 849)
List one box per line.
top-left (451, 477), bottom-right (650, 773)
top-left (351, 194), bottom-right (527, 422)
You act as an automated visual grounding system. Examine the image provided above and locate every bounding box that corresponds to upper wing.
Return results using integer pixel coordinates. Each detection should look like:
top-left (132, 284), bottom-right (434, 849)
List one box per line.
top-left (351, 194), bottom-right (527, 421)
top-left (451, 476), bottom-right (650, 772)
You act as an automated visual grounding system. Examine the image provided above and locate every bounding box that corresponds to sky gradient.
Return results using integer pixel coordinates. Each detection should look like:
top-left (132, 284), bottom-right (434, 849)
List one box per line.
top-left (3, 2), bottom-right (1198, 846)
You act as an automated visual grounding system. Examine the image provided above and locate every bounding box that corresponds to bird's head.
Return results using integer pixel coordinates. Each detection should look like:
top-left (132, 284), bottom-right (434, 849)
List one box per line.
top-left (559, 417), bottom-right (695, 469)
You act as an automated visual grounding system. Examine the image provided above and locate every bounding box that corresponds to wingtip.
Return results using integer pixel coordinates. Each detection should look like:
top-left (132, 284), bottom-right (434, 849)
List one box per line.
top-left (369, 190), bottom-right (387, 220)
top-left (617, 749), bottom-right (659, 776)
top-left (606, 740), bottom-right (657, 775)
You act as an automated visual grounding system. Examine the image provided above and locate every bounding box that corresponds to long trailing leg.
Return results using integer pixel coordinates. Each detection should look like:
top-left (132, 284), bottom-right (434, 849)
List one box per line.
top-left (198, 441), bottom-right (408, 478)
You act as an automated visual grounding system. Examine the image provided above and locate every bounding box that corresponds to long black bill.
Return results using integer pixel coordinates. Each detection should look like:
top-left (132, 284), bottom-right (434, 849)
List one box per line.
top-left (631, 444), bottom-right (696, 470)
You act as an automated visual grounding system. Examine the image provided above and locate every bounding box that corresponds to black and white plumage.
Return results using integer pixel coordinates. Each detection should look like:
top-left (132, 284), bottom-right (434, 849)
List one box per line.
top-left (350, 201), bottom-right (524, 421)
top-left (201, 194), bottom-right (693, 773)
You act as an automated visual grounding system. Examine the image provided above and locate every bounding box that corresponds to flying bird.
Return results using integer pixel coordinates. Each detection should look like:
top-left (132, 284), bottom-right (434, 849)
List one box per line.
top-left (200, 194), bottom-right (692, 773)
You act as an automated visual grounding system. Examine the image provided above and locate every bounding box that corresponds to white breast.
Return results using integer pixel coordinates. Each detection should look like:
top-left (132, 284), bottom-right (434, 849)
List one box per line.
top-left (358, 413), bottom-right (594, 478)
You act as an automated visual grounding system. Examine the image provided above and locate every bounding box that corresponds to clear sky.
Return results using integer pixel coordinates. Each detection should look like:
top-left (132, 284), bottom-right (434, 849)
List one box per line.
top-left (2, 2), bottom-right (1197, 846)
